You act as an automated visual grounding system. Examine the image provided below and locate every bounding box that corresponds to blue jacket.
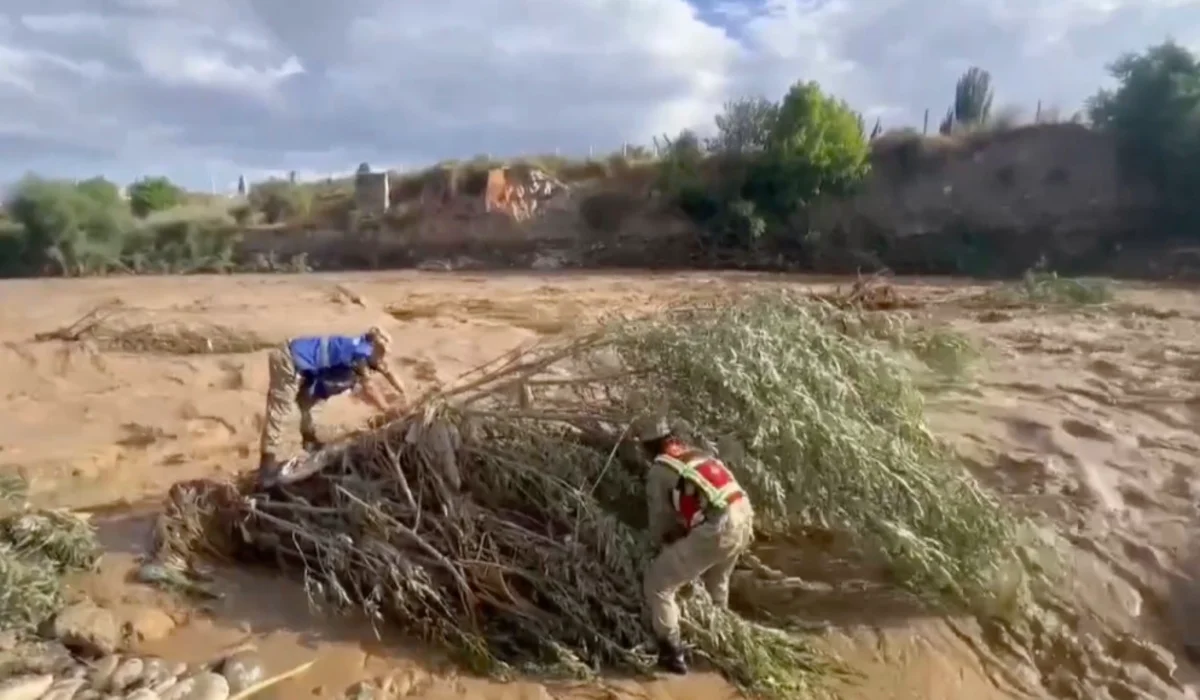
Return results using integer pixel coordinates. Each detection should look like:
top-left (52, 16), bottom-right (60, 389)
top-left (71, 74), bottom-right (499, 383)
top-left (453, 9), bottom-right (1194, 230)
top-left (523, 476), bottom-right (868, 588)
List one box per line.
top-left (289, 334), bottom-right (374, 402)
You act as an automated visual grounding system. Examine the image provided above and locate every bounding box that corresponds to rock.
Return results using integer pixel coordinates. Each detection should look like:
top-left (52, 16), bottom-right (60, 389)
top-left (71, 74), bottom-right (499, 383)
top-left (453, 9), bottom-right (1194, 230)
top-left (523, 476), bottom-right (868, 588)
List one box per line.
top-left (122, 609), bottom-right (176, 645)
top-left (140, 658), bottom-right (175, 687)
top-left (0, 630), bottom-right (19, 652)
top-left (110, 657), bottom-right (145, 692)
top-left (344, 681), bottom-right (380, 699)
top-left (0, 640), bottom-right (75, 677)
top-left (0, 674), bottom-right (53, 700)
top-left (158, 672), bottom-right (229, 700)
top-left (124, 691), bottom-right (160, 700)
top-left (54, 603), bottom-right (120, 658)
top-left (381, 668), bottom-right (430, 697)
top-left (89, 656), bottom-right (122, 688)
top-left (40, 678), bottom-right (86, 700)
top-left (216, 650), bottom-right (263, 694)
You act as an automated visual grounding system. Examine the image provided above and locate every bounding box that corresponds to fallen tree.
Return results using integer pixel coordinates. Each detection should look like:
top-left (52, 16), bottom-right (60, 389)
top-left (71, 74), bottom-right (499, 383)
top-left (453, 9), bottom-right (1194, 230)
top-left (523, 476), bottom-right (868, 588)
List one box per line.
top-left (153, 291), bottom-right (1031, 697)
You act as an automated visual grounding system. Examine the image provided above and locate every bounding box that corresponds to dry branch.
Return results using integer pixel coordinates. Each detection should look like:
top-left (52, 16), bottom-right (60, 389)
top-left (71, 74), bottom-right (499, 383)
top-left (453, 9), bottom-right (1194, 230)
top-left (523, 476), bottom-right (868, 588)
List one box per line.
top-left (153, 291), bottom-right (1029, 697)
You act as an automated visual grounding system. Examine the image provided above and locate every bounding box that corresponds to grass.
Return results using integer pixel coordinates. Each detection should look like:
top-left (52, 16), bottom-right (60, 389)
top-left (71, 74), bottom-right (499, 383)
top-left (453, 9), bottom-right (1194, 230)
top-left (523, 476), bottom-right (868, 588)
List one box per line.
top-left (980, 270), bottom-right (1115, 308)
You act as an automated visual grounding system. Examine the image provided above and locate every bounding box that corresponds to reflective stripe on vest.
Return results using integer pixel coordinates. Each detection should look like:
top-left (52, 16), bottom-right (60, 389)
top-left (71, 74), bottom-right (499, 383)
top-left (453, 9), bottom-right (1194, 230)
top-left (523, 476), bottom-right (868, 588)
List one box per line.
top-left (317, 337), bottom-right (331, 370)
top-left (655, 451), bottom-right (743, 513)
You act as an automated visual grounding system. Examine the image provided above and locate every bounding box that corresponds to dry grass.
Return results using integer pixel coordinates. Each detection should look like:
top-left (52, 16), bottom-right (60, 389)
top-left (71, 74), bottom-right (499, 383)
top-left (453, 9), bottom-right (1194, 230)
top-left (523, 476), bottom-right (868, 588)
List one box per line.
top-left (33, 300), bottom-right (274, 355)
top-left (155, 291), bottom-right (1033, 697)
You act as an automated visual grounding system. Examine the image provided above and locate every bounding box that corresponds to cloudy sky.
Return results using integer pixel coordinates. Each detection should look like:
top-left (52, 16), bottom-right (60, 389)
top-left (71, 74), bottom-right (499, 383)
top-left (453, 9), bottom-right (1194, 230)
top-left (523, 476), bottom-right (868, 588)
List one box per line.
top-left (0, 0), bottom-right (1196, 191)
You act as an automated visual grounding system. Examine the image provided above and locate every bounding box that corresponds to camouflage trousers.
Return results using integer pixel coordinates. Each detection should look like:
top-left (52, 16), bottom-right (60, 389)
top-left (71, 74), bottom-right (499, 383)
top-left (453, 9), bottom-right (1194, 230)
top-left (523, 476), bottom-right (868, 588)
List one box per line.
top-left (643, 499), bottom-right (754, 646)
top-left (258, 344), bottom-right (316, 459)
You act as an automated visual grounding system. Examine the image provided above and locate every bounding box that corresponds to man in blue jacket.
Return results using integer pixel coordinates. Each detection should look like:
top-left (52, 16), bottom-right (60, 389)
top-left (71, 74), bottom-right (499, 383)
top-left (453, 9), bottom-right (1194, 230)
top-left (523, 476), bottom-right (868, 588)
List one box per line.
top-left (258, 326), bottom-right (407, 477)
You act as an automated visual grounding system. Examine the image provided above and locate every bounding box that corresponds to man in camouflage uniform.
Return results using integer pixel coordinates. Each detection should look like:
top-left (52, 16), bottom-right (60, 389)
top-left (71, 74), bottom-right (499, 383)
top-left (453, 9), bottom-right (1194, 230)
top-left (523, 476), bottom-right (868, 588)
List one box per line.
top-left (259, 326), bottom-right (406, 477)
top-left (633, 416), bottom-right (755, 674)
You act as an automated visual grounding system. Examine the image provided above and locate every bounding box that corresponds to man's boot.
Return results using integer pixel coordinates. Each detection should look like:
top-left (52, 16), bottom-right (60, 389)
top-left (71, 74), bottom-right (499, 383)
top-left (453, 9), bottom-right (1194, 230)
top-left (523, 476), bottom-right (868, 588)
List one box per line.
top-left (656, 638), bottom-right (688, 675)
top-left (258, 451), bottom-right (279, 482)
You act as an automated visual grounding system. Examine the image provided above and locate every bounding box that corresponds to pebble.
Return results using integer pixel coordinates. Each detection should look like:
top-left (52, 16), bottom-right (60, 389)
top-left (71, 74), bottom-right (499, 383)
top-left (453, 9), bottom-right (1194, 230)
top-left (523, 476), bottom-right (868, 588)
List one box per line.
top-left (39, 678), bottom-right (86, 700)
top-left (52, 603), bottom-right (120, 658)
top-left (140, 658), bottom-right (176, 687)
top-left (158, 672), bottom-right (229, 700)
top-left (89, 655), bottom-right (122, 688)
top-left (110, 657), bottom-right (145, 692)
top-left (124, 691), bottom-right (161, 700)
top-left (216, 650), bottom-right (264, 694)
top-left (0, 674), bottom-right (53, 700)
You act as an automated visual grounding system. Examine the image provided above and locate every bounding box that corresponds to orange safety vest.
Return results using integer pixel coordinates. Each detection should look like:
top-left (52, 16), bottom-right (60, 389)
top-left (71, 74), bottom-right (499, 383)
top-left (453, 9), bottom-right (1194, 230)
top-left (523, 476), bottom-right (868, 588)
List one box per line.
top-left (654, 439), bottom-right (746, 530)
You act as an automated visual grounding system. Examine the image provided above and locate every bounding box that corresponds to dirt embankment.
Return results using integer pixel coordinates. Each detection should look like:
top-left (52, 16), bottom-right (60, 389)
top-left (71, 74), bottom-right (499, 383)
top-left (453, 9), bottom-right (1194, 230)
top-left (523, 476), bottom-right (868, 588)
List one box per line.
top-left (239, 125), bottom-right (1193, 278)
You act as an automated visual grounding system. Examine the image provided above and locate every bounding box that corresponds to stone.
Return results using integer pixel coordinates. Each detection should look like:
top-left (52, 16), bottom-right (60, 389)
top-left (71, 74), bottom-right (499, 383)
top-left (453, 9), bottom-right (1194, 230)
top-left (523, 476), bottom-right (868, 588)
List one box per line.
top-left (124, 691), bottom-right (161, 700)
top-left (381, 667), bottom-right (430, 697)
top-left (0, 630), bottom-right (19, 652)
top-left (140, 658), bottom-right (175, 687)
top-left (0, 674), bottom-right (53, 700)
top-left (40, 678), bottom-right (87, 700)
top-left (110, 657), bottom-right (145, 692)
top-left (122, 608), bottom-right (176, 645)
top-left (216, 650), bottom-right (263, 694)
top-left (89, 656), bottom-right (122, 688)
top-left (53, 602), bottom-right (120, 658)
top-left (158, 672), bottom-right (229, 700)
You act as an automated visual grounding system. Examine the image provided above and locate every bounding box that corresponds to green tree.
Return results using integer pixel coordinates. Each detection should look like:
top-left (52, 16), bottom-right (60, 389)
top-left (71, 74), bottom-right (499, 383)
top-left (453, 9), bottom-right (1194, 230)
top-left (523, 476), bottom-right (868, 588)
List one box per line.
top-left (941, 67), bottom-right (994, 133)
top-left (954, 67), bottom-right (994, 126)
top-left (707, 96), bottom-right (779, 154)
top-left (6, 176), bottom-right (133, 275)
top-left (75, 177), bottom-right (121, 205)
top-left (128, 176), bottom-right (184, 217)
top-left (746, 80), bottom-right (871, 221)
top-left (1087, 40), bottom-right (1200, 226)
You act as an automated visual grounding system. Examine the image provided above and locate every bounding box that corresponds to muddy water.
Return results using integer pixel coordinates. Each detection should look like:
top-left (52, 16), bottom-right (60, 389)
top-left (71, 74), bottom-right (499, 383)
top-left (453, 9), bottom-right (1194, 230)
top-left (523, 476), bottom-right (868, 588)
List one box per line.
top-left (4, 272), bottom-right (1200, 699)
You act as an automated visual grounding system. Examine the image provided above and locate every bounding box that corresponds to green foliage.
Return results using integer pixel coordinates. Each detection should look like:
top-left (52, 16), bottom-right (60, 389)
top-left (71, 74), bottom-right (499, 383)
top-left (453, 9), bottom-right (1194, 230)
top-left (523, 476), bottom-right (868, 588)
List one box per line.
top-left (0, 176), bottom-right (240, 276)
top-left (249, 179), bottom-right (312, 224)
top-left (1087, 40), bottom-right (1200, 230)
top-left (609, 293), bottom-right (1031, 611)
top-left (128, 176), bottom-right (184, 217)
top-left (6, 176), bottom-right (135, 275)
top-left (940, 67), bottom-right (994, 134)
top-left (76, 176), bottom-right (121, 205)
top-left (656, 81), bottom-right (870, 252)
top-left (0, 474), bottom-right (100, 632)
top-left (954, 67), bottom-right (994, 126)
top-left (706, 96), bottom-right (778, 154)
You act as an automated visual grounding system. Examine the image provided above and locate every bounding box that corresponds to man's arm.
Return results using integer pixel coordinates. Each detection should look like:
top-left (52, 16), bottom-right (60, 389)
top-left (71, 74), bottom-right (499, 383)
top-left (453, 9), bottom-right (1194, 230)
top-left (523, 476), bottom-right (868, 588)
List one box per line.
top-left (352, 363), bottom-right (389, 412)
top-left (368, 358), bottom-right (408, 401)
top-left (645, 462), bottom-right (678, 546)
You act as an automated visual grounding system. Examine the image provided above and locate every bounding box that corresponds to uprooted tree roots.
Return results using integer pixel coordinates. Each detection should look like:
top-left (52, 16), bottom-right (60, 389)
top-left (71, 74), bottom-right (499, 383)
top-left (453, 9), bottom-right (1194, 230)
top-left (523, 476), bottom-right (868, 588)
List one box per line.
top-left (152, 292), bottom-right (1037, 697)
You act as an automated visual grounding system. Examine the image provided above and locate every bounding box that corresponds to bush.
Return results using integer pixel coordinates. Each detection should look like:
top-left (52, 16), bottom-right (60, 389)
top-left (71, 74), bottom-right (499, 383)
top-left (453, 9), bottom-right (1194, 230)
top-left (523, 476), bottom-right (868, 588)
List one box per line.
top-left (1087, 40), bottom-right (1200, 233)
top-left (249, 179), bottom-right (312, 224)
top-left (128, 176), bottom-right (185, 217)
top-left (125, 205), bottom-right (241, 273)
top-left (5, 176), bottom-right (135, 275)
top-left (657, 81), bottom-right (870, 252)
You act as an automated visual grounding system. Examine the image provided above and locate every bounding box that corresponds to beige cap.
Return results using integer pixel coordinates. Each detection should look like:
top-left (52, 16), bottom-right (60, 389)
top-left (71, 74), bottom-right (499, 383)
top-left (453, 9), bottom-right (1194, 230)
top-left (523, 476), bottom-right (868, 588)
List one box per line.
top-left (366, 326), bottom-right (393, 355)
top-left (629, 414), bottom-right (671, 442)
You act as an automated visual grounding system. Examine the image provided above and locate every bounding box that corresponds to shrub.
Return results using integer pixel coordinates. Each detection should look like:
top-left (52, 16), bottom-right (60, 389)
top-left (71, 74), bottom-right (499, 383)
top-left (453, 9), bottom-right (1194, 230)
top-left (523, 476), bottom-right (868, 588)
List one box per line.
top-left (5, 176), bottom-right (135, 275)
top-left (1087, 40), bottom-right (1200, 233)
top-left (128, 176), bottom-right (185, 217)
top-left (249, 179), bottom-right (312, 224)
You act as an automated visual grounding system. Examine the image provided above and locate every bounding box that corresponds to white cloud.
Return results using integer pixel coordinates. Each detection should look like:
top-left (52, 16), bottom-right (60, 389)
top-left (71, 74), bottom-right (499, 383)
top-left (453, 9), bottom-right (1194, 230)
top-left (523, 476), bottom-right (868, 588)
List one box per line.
top-left (0, 0), bottom-right (1195, 189)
